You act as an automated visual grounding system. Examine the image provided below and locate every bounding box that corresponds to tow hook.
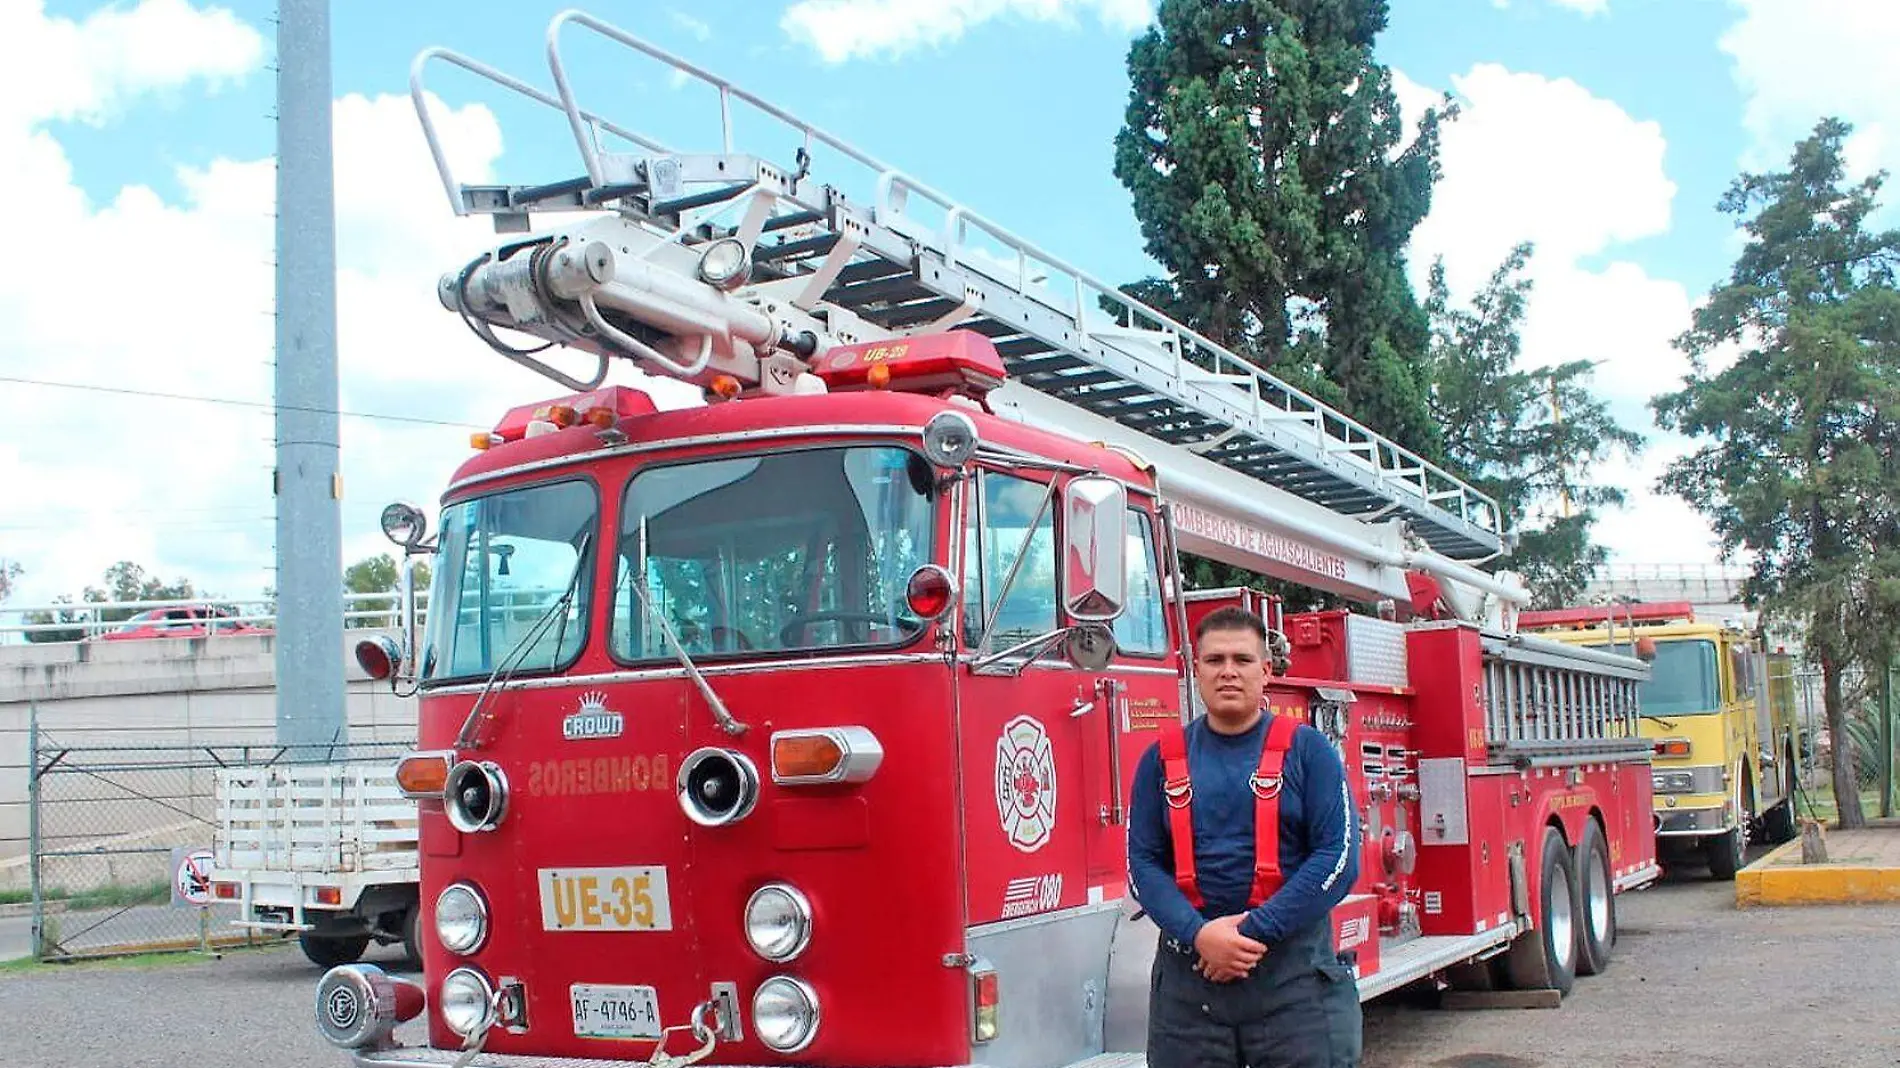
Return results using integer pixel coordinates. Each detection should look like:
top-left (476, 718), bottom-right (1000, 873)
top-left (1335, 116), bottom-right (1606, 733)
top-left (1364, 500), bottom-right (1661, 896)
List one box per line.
top-left (641, 1000), bottom-right (722, 1068)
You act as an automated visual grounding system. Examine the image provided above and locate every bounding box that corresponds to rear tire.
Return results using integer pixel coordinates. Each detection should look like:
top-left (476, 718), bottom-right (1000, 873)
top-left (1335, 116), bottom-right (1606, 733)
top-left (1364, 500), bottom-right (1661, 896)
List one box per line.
top-left (1575, 820), bottom-right (1615, 976)
top-left (298, 932), bottom-right (370, 968)
top-left (400, 907), bottom-right (423, 969)
top-left (1503, 826), bottom-right (1578, 996)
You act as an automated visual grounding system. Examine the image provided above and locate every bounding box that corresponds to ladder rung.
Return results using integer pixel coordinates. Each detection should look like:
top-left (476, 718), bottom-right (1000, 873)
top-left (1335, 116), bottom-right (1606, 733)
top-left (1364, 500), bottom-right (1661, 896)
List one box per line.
top-left (835, 259), bottom-right (911, 285)
top-left (755, 233), bottom-right (841, 263)
top-left (831, 276), bottom-right (935, 307)
top-left (583, 182), bottom-right (646, 204)
top-left (764, 210), bottom-right (826, 233)
top-left (511, 175), bottom-right (595, 204)
top-left (654, 182), bottom-right (754, 216)
top-left (994, 338), bottom-right (1055, 359)
top-left (875, 299), bottom-right (965, 328)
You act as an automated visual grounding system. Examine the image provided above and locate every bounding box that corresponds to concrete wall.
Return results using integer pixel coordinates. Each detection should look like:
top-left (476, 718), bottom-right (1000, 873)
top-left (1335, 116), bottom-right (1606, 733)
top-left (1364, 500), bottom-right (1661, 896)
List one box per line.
top-left (0, 632), bottom-right (416, 873)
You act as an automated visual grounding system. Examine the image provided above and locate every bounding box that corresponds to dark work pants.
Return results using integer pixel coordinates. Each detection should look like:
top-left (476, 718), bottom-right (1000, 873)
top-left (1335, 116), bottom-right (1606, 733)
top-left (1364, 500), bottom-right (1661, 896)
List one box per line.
top-left (1146, 937), bottom-right (1362, 1068)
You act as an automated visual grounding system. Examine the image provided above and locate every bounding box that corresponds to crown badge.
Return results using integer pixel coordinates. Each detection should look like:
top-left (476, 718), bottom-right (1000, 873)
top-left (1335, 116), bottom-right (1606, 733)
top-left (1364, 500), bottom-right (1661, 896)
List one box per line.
top-left (564, 691), bottom-right (623, 740)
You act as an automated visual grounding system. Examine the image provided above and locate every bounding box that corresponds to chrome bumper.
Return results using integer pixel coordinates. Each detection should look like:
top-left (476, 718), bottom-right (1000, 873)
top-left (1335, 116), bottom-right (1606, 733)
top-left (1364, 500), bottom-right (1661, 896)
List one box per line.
top-left (1656, 807), bottom-right (1733, 836)
top-left (353, 1051), bottom-right (994, 1068)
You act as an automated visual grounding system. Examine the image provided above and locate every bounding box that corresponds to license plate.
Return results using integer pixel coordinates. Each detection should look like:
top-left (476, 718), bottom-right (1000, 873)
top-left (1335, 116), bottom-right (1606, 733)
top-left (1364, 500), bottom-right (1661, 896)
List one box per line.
top-left (538, 866), bottom-right (673, 932)
top-left (570, 983), bottom-right (661, 1039)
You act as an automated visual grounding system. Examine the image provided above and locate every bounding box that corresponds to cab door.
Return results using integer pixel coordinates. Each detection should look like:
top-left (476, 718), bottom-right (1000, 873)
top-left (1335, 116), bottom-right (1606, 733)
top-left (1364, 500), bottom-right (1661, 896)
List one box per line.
top-left (1075, 505), bottom-right (1183, 893)
top-left (954, 468), bottom-right (1090, 926)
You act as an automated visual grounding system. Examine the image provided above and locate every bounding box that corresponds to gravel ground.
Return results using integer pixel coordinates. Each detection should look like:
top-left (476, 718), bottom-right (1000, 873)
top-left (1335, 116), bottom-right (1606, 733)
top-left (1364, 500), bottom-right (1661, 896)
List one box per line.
top-left (1, 868), bottom-right (1896, 1068)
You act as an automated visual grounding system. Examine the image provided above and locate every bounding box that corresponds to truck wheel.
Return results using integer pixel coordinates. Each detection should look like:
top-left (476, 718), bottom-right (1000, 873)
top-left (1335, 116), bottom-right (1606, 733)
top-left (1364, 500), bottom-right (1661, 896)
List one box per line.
top-left (299, 932), bottom-right (370, 968)
top-left (1707, 774), bottom-right (1747, 880)
top-left (401, 907), bottom-right (423, 969)
top-left (1706, 825), bottom-right (1745, 880)
top-left (1503, 826), bottom-right (1577, 996)
top-left (1575, 819), bottom-right (1615, 976)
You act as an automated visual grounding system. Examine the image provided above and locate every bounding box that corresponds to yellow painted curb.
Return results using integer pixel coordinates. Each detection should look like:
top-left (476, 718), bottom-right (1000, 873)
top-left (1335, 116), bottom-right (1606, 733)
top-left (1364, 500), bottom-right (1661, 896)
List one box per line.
top-left (1736, 837), bottom-right (1900, 907)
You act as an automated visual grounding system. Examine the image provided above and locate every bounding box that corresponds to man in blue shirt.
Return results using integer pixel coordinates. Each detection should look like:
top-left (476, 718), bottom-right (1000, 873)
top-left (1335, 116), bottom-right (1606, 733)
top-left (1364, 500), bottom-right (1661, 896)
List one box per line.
top-left (1128, 605), bottom-right (1361, 1068)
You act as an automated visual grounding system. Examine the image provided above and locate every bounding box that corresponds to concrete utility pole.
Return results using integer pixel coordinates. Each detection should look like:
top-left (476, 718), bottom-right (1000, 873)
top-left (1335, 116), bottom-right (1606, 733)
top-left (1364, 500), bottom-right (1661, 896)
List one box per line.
top-left (273, 0), bottom-right (346, 754)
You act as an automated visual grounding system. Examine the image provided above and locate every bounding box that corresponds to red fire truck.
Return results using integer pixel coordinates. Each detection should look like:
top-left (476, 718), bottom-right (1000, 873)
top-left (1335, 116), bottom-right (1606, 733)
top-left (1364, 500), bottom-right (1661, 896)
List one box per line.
top-left (313, 11), bottom-right (1659, 1064)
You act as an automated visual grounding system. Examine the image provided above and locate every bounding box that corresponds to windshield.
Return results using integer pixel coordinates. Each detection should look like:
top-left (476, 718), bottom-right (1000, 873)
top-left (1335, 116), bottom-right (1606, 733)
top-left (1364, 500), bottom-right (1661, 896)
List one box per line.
top-left (423, 479), bottom-right (597, 681)
top-left (614, 445), bottom-right (937, 660)
top-left (1601, 638), bottom-right (1721, 716)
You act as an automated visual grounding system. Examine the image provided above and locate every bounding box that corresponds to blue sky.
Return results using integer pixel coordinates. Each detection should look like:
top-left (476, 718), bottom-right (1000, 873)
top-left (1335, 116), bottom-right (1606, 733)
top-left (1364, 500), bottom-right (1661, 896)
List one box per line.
top-left (5, 0), bottom-right (1897, 607)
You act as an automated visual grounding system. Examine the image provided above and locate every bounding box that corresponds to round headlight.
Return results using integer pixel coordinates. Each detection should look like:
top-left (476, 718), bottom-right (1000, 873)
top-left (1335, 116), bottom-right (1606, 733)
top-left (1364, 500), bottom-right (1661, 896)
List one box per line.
top-left (435, 883), bottom-right (489, 955)
top-left (439, 967), bottom-right (496, 1038)
top-left (677, 747), bottom-right (760, 827)
top-left (752, 976), bottom-right (820, 1053)
top-left (744, 883), bottom-right (813, 962)
top-left (445, 761), bottom-right (508, 833)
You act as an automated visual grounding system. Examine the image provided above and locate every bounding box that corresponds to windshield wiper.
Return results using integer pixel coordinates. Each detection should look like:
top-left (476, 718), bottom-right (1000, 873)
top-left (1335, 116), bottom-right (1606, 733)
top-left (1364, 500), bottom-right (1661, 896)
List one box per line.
top-left (455, 532), bottom-right (593, 750)
top-left (623, 565), bottom-right (747, 737)
top-left (1641, 713), bottom-right (1680, 730)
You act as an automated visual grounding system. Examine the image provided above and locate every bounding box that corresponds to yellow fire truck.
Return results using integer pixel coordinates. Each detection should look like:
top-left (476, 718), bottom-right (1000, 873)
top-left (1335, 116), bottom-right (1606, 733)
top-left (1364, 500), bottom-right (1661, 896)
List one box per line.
top-left (1519, 601), bottom-right (1801, 879)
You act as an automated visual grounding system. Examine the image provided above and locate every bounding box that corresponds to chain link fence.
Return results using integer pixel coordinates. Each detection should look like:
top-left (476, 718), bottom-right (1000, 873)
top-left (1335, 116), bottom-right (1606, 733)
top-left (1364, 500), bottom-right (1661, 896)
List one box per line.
top-left (24, 711), bottom-right (411, 962)
top-left (1785, 662), bottom-right (1899, 821)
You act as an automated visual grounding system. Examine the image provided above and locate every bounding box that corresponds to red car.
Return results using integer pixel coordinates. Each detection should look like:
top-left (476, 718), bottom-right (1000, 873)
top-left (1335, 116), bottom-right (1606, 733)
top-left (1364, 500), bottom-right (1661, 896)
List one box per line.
top-left (89, 605), bottom-right (274, 641)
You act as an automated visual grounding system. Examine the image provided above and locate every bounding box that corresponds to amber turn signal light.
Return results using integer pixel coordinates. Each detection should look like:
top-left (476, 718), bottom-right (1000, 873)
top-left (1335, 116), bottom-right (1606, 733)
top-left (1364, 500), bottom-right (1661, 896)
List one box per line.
top-left (769, 727), bottom-right (884, 785)
top-left (1653, 738), bottom-right (1691, 758)
top-left (773, 734), bottom-right (845, 780)
top-left (396, 751), bottom-right (453, 798)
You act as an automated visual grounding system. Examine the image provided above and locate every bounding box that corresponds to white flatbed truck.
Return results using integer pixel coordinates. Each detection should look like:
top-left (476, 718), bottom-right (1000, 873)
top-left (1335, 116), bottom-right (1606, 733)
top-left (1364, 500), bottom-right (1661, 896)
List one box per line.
top-left (208, 762), bottom-right (422, 968)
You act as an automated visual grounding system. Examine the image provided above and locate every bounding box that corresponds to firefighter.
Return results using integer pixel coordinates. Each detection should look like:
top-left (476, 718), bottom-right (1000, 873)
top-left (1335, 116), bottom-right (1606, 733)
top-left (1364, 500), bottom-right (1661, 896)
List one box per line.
top-left (1128, 605), bottom-right (1362, 1068)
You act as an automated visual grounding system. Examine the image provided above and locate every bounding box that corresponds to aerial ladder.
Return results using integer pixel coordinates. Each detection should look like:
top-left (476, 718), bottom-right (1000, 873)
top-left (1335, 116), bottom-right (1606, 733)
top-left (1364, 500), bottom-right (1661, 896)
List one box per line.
top-left (411, 9), bottom-right (1528, 628)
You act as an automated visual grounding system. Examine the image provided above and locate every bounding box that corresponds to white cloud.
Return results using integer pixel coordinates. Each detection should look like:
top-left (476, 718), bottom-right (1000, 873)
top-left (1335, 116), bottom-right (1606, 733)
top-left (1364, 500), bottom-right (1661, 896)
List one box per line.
top-left (671, 10), bottom-right (714, 41)
top-left (0, 0), bottom-right (262, 132)
top-left (1721, 0), bottom-right (1900, 183)
top-left (1492, 0), bottom-right (1608, 14)
top-left (782, 0), bottom-right (1152, 64)
top-left (1403, 63), bottom-right (1721, 565)
top-left (0, 0), bottom-right (705, 611)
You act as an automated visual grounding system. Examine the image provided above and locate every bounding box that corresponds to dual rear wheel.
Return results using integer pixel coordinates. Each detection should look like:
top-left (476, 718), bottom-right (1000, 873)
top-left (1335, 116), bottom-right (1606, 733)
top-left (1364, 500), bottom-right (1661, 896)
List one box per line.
top-left (1452, 821), bottom-right (1614, 997)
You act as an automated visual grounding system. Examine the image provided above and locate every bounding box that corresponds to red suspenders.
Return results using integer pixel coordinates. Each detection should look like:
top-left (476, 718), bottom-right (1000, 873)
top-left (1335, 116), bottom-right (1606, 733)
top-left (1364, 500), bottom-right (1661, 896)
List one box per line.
top-left (1157, 713), bottom-right (1300, 910)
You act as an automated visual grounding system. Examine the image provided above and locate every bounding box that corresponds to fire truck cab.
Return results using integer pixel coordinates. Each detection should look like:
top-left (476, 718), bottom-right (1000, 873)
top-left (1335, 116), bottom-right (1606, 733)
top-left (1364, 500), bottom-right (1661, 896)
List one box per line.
top-left (311, 12), bottom-right (1659, 1065)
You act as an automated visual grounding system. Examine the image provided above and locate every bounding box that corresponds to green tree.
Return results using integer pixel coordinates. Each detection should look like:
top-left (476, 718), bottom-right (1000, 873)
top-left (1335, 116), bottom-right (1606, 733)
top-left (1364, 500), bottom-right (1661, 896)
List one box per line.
top-left (0, 560), bottom-right (19, 604)
top-left (1652, 117), bottom-right (1900, 830)
top-left (21, 561), bottom-right (197, 642)
top-left (1424, 243), bottom-right (1642, 608)
top-left (344, 553), bottom-right (432, 629)
top-left (1112, 0), bottom-right (1449, 456)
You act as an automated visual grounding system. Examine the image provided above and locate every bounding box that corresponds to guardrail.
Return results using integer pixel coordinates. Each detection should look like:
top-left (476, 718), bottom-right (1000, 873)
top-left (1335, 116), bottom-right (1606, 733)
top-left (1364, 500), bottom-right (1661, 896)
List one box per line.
top-left (0, 592), bottom-right (433, 643)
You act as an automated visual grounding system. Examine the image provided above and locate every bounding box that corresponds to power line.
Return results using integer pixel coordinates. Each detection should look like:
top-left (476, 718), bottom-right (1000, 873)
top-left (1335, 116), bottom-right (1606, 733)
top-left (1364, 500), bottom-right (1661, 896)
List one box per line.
top-left (0, 375), bottom-right (485, 430)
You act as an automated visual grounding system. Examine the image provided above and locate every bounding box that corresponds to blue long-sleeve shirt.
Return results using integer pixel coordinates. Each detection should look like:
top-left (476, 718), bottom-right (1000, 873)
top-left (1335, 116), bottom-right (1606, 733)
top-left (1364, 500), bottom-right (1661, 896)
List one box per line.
top-left (1127, 713), bottom-right (1358, 950)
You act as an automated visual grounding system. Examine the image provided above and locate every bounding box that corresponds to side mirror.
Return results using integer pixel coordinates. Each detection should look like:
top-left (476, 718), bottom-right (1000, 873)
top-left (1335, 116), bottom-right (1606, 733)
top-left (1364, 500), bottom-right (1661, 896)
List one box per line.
top-left (380, 502), bottom-right (429, 551)
top-left (1635, 636), bottom-right (1658, 662)
top-left (1063, 623), bottom-right (1116, 672)
top-left (1061, 476), bottom-right (1127, 622)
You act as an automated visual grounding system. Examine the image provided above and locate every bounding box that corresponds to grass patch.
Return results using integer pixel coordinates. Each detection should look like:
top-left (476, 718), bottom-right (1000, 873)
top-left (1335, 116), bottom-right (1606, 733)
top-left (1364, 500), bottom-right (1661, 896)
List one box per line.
top-left (0, 882), bottom-right (170, 910)
top-left (0, 950), bottom-right (223, 976)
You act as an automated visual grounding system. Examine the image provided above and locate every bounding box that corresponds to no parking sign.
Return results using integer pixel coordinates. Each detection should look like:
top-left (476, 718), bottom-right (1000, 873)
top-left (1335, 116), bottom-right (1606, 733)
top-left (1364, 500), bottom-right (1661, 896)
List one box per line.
top-left (171, 847), bottom-right (215, 909)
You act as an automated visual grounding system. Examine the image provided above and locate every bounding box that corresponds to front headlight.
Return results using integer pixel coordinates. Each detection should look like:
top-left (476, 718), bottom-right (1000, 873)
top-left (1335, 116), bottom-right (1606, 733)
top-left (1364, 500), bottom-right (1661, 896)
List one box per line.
top-left (440, 967), bottom-right (496, 1038)
top-left (435, 883), bottom-right (489, 955)
top-left (752, 976), bottom-right (820, 1053)
top-left (744, 883), bottom-right (812, 962)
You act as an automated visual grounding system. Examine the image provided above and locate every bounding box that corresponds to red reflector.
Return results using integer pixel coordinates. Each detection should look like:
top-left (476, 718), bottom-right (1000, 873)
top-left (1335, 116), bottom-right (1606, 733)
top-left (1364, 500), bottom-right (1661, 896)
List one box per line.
top-left (906, 565), bottom-right (954, 619)
top-left (214, 882), bottom-right (239, 900)
top-left (974, 970), bottom-right (999, 1008)
top-left (316, 886), bottom-right (343, 906)
top-left (392, 976), bottom-right (427, 1022)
